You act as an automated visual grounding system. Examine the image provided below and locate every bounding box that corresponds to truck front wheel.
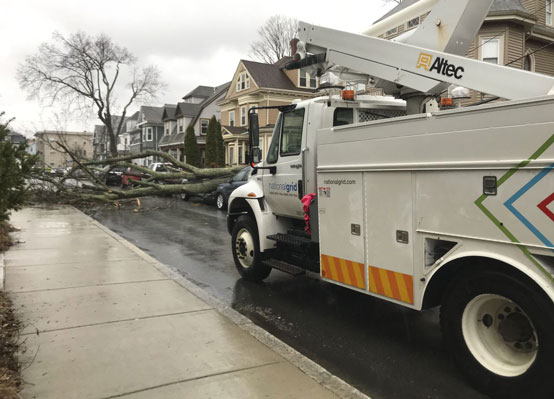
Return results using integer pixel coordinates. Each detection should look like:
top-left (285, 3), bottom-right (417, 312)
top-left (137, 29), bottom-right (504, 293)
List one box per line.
top-left (441, 270), bottom-right (554, 399)
top-left (231, 215), bottom-right (271, 282)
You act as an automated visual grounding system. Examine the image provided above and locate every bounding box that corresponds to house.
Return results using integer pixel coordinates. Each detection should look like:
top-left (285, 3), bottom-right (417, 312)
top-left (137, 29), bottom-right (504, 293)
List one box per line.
top-left (130, 106), bottom-right (166, 166)
top-left (7, 131), bottom-right (26, 145)
top-left (371, 0), bottom-right (554, 103)
top-left (35, 130), bottom-right (93, 169)
top-left (159, 84), bottom-right (229, 166)
top-left (217, 57), bottom-right (317, 166)
top-left (92, 111), bottom-right (139, 160)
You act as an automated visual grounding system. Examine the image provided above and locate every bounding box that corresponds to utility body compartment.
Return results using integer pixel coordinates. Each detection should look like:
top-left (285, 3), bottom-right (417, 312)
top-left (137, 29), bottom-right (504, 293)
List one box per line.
top-left (316, 96), bottom-right (554, 310)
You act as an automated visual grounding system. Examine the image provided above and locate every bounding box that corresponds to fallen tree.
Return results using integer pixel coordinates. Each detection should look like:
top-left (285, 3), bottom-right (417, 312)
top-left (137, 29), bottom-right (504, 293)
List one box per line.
top-left (28, 143), bottom-right (244, 204)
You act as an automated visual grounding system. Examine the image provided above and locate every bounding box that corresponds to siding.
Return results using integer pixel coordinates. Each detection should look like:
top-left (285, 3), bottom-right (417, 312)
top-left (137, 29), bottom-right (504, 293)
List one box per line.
top-left (226, 64), bottom-right (258, 100)
top-left (522, 0), bottom-right (537, 14)
top-left (506, 24), bottom-right (525, 68)
top-left (527, 39), bottom-right (554, 75)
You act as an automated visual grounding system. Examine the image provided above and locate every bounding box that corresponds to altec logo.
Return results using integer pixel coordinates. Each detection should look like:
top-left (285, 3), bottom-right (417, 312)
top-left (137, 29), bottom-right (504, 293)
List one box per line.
top-left (417, 53), bottom-right (465, 79)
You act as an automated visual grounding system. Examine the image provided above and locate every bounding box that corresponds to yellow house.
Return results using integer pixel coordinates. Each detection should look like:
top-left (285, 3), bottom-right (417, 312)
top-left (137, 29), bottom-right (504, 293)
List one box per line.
top-left (217, 57), bottom-right (317, 166)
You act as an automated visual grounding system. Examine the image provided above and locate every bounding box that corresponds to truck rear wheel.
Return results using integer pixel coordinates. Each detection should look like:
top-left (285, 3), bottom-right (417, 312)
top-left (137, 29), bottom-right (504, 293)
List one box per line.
top-left (440, 270), bottom-right (554, 399)
top-left (231, 215), bottom-right (271, 282)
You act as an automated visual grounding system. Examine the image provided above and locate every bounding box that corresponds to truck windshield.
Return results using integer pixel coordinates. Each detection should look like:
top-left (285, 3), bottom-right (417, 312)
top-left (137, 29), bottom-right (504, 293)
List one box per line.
top-left (266, 113), bottom-right (282, 164)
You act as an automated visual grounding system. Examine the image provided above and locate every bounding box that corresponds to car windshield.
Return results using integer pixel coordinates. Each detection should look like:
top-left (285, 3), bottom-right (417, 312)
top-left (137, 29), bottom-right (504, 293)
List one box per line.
top-left (232, 167), bottom-right (251, 182)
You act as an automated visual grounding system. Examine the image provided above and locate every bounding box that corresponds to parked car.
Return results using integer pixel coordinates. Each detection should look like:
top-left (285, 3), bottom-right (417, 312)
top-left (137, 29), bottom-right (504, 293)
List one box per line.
top-left (104, 166), bottom-right (126, 186)
top-left (149, 162), bottom-right (181, 184)
top-left (214, 166), bottom-right (252, 210)
top-left (121, 167), bottom-right (146, 187)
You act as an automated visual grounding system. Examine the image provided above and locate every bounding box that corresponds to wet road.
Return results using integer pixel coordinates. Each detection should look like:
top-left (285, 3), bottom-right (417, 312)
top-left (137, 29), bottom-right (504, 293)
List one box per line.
top-left (89, 197), bottom-right (487, 399)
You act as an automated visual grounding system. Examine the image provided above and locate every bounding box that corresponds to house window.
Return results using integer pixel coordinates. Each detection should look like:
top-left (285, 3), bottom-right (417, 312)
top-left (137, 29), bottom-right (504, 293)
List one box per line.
top-left (236, 72), bottom-right (250, 92)
top-left (299, 70), bottom-right (317, 88)
top-left (229, 111), bottom-right (235, 127)
top-left (201, 119), bottom-right (209, 135)
top-left (165, 127), bottom-right (169, 135)
top-left (407, 17), bottom-right (420, 28)
top-left (524, 53), bottom-right (535, 71)
top-left (241, 106), bottom-right (247, 126)
top-left (238, 146), bottom-right (243, 164)
top-left (548, 1), bottom-right (553, 25)
top-left (146, 127), bottom-right (153, 141)
top-left (385, 27), bottom-right (398, 37)
top-left (481, 38), bottom-right (500, 64)
top-left (178, 119), bottom-right (183, 132)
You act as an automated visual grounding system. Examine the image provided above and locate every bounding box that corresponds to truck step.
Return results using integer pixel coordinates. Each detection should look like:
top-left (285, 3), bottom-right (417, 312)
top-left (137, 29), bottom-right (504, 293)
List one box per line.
top-left (262, 259), bottom-right (306, 276)
top-left (267, 233), bottom-right (312, 248)
top-left (287, 228), bottom-right (311, 240)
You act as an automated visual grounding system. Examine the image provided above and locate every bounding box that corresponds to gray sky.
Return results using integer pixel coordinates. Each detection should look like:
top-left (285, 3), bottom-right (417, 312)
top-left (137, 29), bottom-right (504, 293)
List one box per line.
top-left (1, 0), bottom-right (394, 136)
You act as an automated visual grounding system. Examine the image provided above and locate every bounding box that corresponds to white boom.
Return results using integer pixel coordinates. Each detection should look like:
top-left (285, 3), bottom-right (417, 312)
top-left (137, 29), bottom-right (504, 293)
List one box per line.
top-left (295, 0), bottom-right (554, 100)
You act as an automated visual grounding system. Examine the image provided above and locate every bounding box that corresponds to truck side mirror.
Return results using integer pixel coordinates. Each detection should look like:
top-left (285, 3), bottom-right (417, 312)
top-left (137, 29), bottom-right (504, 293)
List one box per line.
top-left (249, 112), bottom-right (260, 164)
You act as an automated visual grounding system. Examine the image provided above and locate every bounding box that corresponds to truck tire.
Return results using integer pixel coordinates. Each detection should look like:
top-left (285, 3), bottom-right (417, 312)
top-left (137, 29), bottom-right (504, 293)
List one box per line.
top-left (440, 270), bottom-right (554, 399)
top-left (231, 215), bottom-right (271, 282)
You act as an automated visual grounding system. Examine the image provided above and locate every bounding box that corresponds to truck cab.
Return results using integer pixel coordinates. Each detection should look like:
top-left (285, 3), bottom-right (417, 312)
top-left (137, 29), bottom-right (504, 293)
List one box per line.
top-left (234, 93), bottom-right (407, 224)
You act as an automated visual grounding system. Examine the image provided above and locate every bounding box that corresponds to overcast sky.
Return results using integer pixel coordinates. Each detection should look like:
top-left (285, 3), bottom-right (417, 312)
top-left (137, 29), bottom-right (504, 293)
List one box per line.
top-left (1, 0), bottom-right (394, 136)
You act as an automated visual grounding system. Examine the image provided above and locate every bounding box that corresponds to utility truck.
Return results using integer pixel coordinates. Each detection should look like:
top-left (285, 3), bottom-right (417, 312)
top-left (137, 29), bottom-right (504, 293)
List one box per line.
top-left (226, 1), bottom-right (554, 397)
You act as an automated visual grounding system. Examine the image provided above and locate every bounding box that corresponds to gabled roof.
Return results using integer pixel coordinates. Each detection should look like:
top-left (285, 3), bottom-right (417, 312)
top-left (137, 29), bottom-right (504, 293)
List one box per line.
top-left (374, 0), bottom-right (528, 24)
top-left (190, 82), bottom-right (231, 126)
top-left (175, 102), bottom-right (202, 118)
top-left (140, 106), bottom-right (164, 124)
top-left (374, 0), bottom-right (419, 24)
top-left (162, 104), bottom-right (177, 122)
top-left (223, 125), bottom-right (248, 135)
top-left (490, 0), bottom-right (527, 13)
top-left (128, 111), bottom-right (139, 121)
top-left (242, 59), bottom-right (312, 92)
top-left (182, 85), bottom-right (216, 100)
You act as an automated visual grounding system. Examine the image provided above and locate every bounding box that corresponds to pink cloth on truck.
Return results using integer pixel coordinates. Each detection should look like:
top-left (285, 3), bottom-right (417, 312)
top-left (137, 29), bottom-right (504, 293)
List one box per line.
top-left (301, 193), bottom-right (316, 236)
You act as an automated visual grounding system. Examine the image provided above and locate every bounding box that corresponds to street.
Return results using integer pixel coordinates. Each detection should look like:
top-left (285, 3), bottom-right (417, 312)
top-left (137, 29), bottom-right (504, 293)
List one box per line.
top-left (89, 196), bottom-right (488, 399)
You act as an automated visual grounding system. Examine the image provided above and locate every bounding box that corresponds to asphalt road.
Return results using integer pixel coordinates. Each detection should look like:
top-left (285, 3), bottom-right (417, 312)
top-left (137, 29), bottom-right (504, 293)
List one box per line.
top-left (89, 196), bottom-right (488, 399)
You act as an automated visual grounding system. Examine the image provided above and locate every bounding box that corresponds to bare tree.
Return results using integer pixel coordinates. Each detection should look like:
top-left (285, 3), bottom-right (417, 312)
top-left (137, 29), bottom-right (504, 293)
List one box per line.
top-left (382, 0), bottom-right (403, 4)
top-left (250, 15), bottom-right (299, 64)
top-left (18, 32), bottom-right (164, 158)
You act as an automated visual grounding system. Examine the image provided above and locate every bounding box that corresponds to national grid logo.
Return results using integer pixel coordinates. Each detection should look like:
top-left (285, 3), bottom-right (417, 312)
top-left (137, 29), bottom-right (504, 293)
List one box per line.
top-left (268, 182), bottom-right (298, 193)
top-left (417, 52), bottom-right (465, 79)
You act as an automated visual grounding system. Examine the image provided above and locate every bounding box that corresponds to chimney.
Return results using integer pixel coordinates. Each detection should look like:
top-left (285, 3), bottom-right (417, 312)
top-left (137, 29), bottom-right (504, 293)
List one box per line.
top-left (290, 38), bottom-right (299, 56)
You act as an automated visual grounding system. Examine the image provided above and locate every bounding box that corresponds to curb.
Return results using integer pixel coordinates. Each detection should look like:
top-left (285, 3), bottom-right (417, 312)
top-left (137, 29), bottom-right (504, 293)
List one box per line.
top-left (76, 207), bottom-right (370, 399)
top-left (0, 252), bottom-right (4, 291)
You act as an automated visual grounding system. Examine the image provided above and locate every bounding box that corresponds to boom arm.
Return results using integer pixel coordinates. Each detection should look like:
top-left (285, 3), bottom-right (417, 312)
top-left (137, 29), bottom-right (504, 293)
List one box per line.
top-left (293, 11), bottom-right (554, 100)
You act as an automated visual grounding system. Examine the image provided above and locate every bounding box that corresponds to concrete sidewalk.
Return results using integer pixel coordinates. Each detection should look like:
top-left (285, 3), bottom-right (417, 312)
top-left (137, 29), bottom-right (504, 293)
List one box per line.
top-left (3, 206), bottom-right (367, 399)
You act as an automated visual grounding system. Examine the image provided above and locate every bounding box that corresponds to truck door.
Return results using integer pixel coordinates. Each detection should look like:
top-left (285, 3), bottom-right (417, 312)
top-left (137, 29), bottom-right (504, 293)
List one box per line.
top-left (263, 107), bottom-right (306, 219)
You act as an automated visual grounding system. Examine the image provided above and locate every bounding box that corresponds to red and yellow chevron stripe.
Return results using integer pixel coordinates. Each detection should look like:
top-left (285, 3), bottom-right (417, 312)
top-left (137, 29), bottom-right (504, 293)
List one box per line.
top-left (320, 254), bottom-right (365, 290)
top-left (368, 265), bottom-right (414, 304)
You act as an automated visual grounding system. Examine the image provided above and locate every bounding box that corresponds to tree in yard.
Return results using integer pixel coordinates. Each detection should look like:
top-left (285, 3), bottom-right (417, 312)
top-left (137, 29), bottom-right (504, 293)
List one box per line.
top-left (205, 116), bottom-right (218, 167)
top-left (184, 125), bottom-right (201, 168)
top-left (382, 0), bottom-right (403, 4)
top-left (0, 113), bottom-right (38, 222)
top-left (18, 32), bottom-right (164, 158)
top-left (249, 15), bottom-right (299, 64)
top-left (215, 120), bottom-right (225, 167)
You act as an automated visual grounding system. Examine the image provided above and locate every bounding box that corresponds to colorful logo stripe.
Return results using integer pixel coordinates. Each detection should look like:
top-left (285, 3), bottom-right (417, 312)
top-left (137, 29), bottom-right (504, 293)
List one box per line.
top-left (368, 265), bottom-right (414, 304)
top-left (475, 132), bottom-right (554, 281)
top-left (538, 192), bottom-right (554, 222)
top-left (504, 163), bottom-right (554, 250)
top-left (321, 254), bottom-right (365, 290)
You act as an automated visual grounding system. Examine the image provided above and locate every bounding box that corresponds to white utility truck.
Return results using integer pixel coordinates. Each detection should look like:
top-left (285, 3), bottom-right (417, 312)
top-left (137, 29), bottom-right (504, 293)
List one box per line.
top-left (226, 1), bottom-right (554, 397)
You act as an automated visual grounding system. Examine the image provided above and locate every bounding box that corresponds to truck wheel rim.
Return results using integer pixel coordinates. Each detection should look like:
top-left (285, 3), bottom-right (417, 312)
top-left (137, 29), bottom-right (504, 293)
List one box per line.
top-left (235, 228), bottom-right (254, 268)
top-left (462, 294), bottom-right (538, 377)
top-left (217, 195), bottom-right (224, 209)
